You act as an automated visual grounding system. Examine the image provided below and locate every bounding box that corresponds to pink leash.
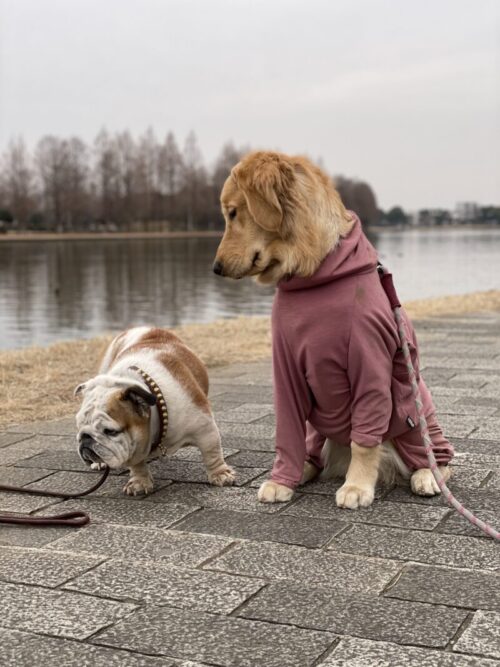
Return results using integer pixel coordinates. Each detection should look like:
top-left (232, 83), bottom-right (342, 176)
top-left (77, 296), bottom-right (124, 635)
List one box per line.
top-left (378, 264), bottom-right (499, 541)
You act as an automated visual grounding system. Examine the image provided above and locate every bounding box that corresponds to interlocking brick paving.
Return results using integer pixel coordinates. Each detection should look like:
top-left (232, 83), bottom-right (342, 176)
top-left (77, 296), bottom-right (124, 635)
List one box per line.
top-left (0, 313), bottom-right (499, 666)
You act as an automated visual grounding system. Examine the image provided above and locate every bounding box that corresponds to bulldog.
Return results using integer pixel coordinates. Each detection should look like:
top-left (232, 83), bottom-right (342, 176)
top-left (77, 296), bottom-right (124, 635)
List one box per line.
top-left (75, 326), bottom-right (235, 495)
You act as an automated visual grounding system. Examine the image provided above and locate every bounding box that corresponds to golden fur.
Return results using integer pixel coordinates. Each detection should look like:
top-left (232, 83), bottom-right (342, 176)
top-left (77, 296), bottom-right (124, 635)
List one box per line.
top-left (215, 151), bottom-right (353, 285)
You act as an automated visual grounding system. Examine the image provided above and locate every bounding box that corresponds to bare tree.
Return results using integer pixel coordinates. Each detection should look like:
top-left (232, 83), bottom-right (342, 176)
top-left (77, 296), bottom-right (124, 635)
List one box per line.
top-left (157, 132), bottom-right (183, 225)
top-left (135, 127), bottom-right (159, 225)
top-left (1, 130), bottom-right (383, 233)
top-left (334, 176), bottom-right (379, 225)
top-left (182, 131), bottom-right (205, 231)
top-left (93, 129), bottom-right (122, 227)
top-left (64, 137), bottom-right (89, 229)
top-left (1, 138), bottom-right (36, 229)
top-left (114, 131), bottom-right (138, 229)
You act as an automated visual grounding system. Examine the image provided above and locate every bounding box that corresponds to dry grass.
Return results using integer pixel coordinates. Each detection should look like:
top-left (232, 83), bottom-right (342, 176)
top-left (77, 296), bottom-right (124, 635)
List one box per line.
top-left (1, 290), bottom-right (499, 430)
top-left (0, 317), bottom-right (271, 429)
top-left (403, 290), bottom-right (500, 319)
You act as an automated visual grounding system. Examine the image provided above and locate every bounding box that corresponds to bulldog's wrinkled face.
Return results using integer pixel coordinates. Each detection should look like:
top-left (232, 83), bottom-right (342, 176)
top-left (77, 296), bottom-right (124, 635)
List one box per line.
top-left (75, 374), bottom-right (156, 469)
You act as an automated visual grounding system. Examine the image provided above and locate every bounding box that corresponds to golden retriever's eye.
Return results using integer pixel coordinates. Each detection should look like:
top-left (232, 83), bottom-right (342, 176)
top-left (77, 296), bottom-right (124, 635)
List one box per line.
top-left (228, 208), bottom-right (237, 220)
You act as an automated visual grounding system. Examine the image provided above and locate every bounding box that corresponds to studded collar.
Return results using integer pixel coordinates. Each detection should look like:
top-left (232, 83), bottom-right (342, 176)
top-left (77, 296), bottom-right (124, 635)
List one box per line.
top-left (128, 365), bottom-right (169, 456)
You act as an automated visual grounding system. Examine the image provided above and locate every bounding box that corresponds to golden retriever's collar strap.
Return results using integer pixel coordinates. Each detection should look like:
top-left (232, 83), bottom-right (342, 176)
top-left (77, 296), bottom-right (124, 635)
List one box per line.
top-left (128, 365), bottom-right (169, 456)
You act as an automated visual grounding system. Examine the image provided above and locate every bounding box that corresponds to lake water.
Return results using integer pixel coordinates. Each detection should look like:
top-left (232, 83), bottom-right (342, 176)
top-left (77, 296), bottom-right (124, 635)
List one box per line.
top-left (0, 228), bottom-right (499, 350)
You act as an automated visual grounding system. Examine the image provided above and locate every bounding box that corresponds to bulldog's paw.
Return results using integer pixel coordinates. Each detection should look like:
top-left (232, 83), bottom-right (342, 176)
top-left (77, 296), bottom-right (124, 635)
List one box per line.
top-left (336, 483), bottom-right (374, 509)
top-left (123, 475), bottom-right (154, 496)
top-left (257, 480), bottom-right (294, 503)
top-left (300, 461), bottom-right (320, 485)
top-left (91, 461), bottom-right (106, 470)
top-left (411, 467), bottom-right (450, 496)
top-left (208, 464), bottom-right (236, 487)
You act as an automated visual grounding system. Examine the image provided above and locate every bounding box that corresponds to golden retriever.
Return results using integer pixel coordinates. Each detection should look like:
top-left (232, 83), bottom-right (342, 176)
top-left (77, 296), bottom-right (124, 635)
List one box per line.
top-left (213, 150), bottom-right (452, 507)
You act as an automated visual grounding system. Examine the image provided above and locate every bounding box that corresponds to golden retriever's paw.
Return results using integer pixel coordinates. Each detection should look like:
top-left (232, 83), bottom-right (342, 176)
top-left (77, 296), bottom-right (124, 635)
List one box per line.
top-left (300, 461), bottom-right (320, 485)
top-left (336, 483), bottom-right (374, 509)
top-left (123, 475), bottom-right (154, 496)
top-left (411, 467), bottom-right (450, 496)
top-left (208, 464), bottom-right (236, 487)
top-left (257, 480), bottom-right (294, 503)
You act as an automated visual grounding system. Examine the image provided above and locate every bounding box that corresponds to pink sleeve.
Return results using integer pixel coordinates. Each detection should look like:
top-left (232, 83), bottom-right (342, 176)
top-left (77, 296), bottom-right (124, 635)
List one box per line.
top-left (347, 311), bottom-right (396, 447)
top-left (270, 325), bottom-right (311, 489)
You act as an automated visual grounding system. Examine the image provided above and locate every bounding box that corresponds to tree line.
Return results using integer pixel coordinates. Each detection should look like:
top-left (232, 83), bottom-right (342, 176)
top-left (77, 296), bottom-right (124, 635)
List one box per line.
top-left (0, 130), bottom-right (379, 231)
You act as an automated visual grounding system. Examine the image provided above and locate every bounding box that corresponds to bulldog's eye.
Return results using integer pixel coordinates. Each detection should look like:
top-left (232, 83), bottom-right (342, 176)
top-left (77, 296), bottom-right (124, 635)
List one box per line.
top-left (228, 208), bottom-right (237, 220)
top-left (104, 428), bottom-right (121, 437)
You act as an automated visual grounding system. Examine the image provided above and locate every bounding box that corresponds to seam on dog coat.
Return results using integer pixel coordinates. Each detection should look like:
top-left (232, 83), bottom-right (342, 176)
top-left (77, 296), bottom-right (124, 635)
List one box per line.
top-left (270, 213), bottom-right (454, 489)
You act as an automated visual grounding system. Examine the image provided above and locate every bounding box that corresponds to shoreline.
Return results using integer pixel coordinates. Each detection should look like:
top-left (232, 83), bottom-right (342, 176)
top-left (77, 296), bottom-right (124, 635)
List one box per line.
top-left (0, 230), bottom-right (223, 242)
top-left (1, 289), bottom-right (499, 430)
top-left (1, 224), bottom-right (498, 242)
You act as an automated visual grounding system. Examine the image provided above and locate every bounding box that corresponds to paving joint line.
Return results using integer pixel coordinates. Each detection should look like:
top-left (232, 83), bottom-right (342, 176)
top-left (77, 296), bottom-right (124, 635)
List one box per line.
top-left (322, 522), bottom-right (354, 549)
top-left (380, 561), bottom-right (408, 596)
top-left (479, 470), bottom-right (495, 488)
top-left (53, 557), bottom-right (110, 590)
top-left (227, 581), bottom-right (268, 618)
top-left (195, 539), bottom-right (239, 570)
top-left (444, 611), bottom-right (476, 652)
top-left (311, 636), bottom-right (342, 666)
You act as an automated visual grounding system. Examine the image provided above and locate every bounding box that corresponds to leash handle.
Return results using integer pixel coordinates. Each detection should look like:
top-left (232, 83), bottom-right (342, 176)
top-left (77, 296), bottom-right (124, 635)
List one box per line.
top-left (378, 264), bottom-right (500, 540)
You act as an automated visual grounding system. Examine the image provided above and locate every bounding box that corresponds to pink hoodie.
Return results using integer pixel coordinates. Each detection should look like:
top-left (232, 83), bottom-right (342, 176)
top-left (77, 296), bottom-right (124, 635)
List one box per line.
top-left (270, 213), bottom-right (454, 489)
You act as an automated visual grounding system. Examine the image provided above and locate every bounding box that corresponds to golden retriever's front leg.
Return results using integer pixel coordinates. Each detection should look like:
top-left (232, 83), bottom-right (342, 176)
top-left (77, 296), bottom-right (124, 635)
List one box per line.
top-left (336, 441), bottom-right (380, 509)
top-left (257, 480), bottom-right (294, 503)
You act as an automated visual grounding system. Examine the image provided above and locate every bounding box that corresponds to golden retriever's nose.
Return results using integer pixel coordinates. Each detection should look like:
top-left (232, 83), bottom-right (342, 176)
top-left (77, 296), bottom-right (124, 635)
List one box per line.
top-left (213, 260), bottom-right (224, 276)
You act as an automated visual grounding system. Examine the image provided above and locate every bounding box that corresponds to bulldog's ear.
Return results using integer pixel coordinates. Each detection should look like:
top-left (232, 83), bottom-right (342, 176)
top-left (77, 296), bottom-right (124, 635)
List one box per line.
top-left (232, 153), bottom-right (296, 234)
top-left (74, 382), bottom-right (88, 397)
top-left (121, 384), bottom-right (157, 417)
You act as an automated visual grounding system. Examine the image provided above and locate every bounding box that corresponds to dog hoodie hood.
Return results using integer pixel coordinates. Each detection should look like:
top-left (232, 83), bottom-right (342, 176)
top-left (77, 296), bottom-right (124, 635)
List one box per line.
top-left (279, 213), bottom-right (377, 291)
top-left (269, 212), bottom-right (454, 489)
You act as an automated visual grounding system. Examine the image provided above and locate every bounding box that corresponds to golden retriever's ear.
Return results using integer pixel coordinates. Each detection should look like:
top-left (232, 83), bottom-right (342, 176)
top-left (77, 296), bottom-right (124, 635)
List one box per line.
top-left (232, 154), bottom-right (295, 233)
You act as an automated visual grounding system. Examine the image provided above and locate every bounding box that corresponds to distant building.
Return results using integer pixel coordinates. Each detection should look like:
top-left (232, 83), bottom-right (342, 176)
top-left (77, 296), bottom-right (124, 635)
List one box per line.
top-left (455, 202), bottom-right (479, 223)
top-left (417, 209), bottom-right (453, 226)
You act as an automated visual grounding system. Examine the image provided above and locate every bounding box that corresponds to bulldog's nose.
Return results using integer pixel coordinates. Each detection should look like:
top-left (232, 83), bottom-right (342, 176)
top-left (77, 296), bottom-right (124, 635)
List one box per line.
top-left (79, 433), bottom-right (94, 448)
top-left (213, 260), bottom-right (224, 276)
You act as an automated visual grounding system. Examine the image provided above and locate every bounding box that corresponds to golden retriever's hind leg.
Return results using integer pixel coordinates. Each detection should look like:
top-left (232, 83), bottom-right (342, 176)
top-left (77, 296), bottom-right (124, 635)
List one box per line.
top-left (320, 439), bottom-right (351, 480)
top-left (300, 461), bottom-right (320, 485)
top-left (411, 466), bottom-right (451, 496)
top-left (336, 442), bottom-right (380, 509)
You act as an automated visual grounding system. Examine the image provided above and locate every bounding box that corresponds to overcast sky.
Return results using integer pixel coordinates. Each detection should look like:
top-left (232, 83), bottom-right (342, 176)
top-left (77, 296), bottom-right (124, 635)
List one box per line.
top-left (0, 0), bottom-right (499, 210)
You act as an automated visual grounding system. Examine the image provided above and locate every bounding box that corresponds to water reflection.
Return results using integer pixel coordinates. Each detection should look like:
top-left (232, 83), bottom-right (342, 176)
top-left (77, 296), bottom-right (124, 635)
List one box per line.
top-left (0, 229), bottom-right (499, 350)
top-left (0, 237), bottom-right (274, 349)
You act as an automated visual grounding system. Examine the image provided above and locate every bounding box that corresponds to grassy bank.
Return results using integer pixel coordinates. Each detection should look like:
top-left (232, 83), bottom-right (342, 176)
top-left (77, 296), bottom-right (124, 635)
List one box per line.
top-left (1, 289), bottom-right (499, 430)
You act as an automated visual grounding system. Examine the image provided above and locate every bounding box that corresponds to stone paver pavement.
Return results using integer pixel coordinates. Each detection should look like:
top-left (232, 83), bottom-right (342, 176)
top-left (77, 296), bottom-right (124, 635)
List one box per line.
top-left (0, 313), bottom-right (499, 666)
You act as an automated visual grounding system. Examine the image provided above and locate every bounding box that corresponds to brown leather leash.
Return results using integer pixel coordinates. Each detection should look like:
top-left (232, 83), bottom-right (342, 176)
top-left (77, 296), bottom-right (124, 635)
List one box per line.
top-left (0, 466), bottom-right (110, 527)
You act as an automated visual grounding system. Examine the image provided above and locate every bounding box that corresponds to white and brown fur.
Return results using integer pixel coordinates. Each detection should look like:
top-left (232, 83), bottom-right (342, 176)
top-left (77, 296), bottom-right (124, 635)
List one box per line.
top-left (214, 150), bottom-right (450, 508)
top-left (75, 326), bottom-right (234, 495)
